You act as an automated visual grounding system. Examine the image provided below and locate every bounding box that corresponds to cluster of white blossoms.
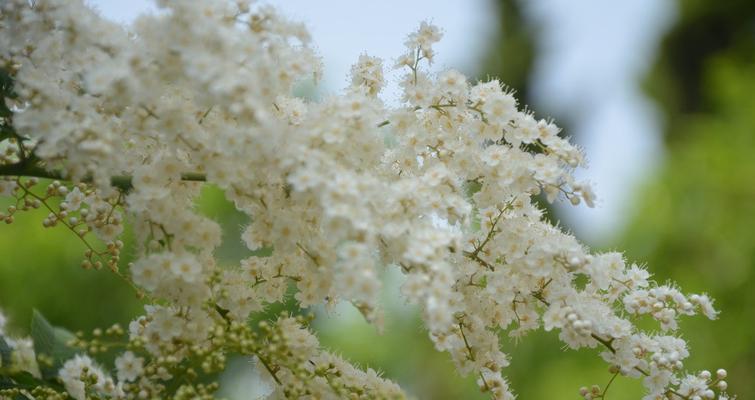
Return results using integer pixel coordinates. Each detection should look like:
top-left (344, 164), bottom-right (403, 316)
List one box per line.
top-left (0, 0), bottom-right (732, 399)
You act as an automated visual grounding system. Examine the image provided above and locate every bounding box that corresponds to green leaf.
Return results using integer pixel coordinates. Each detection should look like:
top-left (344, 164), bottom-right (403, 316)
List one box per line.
top-left (0, 335), bottom-right (12, 366)
top-left (0, 67), bottom-right (16, 128)
top-left (30, 310), bottom-right (77, 379)
top-left (0, 370), bottom-right (42, 390)
top-left (0, 375), bottom-right (14, 390)
top-left (0, 371), bottom-right (55, 400)
top-left (0, 101), bottom-right (11, 118)
top-left (463, 179), bottom-right (482, 199)
top-left (0, 125), bottom-right (16, 142)
top-left (0, 67), bottom-right (16, 99)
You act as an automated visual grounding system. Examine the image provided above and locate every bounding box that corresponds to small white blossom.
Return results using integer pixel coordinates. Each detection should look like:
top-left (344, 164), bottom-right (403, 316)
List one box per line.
top-left (115, 351), bottom-right (144, 382)
top-left (8, 338), bottom-right (41, 378)
top-left (59, 355), bottom-right (116, 400)
top-left (350, 54), bottom-right (384, 95)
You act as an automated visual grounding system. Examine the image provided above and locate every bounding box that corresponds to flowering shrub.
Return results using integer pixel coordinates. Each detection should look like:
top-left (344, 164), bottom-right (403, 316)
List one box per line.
top-left (0, 1), bottom-right (732, 399)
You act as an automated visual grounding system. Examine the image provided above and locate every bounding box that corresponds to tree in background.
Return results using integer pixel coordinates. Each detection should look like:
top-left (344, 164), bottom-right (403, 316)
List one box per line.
top-left (479, 0), bottom-right (535, 100)
top-left (621, 0), bottom-right (755, 397)
top-left (477, 0), bottom-right (755, 398)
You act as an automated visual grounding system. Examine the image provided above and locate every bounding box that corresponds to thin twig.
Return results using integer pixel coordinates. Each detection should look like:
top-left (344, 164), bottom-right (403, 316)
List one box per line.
top-left (0, 160), bottom-right (206, 191)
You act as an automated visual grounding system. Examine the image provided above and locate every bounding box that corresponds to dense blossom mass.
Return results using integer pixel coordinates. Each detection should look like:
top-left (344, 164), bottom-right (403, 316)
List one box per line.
top-left (0, 0), bottom-right (730, 399)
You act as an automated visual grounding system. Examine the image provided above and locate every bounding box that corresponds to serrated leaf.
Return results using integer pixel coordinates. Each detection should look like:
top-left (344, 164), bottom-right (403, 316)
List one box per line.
top-left (30, 310), bottom-right (77, 379)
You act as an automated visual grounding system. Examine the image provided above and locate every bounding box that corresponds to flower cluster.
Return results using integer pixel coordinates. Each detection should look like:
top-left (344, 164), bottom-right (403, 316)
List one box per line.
top-left (0, 0), bottom-right (731, 399)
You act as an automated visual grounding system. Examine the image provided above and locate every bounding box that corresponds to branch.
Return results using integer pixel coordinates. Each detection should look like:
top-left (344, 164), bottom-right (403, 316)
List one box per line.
top-left (0, 160), bottom-right (206, 191)
top-left (463, 200), bottom-right (515, 271)
top-left (531, 292), bottom-right (619, 354)
top-left (255, 354), bottom-right (283, 386)
top-left (458, 320), bottom-right (494, 395)
top-left (530, 291), bottom-right (655, 381)
top-left (463, 251), bottom-right (496, 271)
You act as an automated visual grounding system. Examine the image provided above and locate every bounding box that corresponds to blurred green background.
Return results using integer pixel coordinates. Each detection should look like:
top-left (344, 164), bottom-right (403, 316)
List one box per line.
top-left (2, 0), bottom-right (754, 398)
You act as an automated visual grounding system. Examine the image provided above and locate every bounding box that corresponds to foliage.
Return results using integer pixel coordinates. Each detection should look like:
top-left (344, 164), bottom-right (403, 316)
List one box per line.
top-left (620, 1), bottom-right (755, 395)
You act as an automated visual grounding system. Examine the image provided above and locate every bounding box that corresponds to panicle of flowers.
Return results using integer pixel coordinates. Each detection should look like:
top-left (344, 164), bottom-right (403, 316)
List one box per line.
top-left (62, 314), bottom-right (404, 399)
top-left (0, 0), bottom-right (731, 399)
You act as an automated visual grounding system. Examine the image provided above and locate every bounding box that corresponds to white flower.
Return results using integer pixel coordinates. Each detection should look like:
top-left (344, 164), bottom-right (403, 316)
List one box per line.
top-left (691, 294), bottom-right (719, 320)
top-left (115, 351), bottom-right (144, 382)
top-left (275, 95), bottom-right (308, 125)
top-left (350, 54), bottom-right (384, 95)
top-left (626, 264), bottom-right (651, 288)
top-left (437, 69), bottom-right (468, 103)
top-left (405, 21), bottom-right (442, 63)
top-left (170, 253), bottom-right (203, 283)
top-left (59, 355), bottom-right (110, 400)
top-left (154, 311), bottom-right (184, 340)
top-left (482, 91), bottom-right (517, 127)
top-left (586, 252), bottom-right (625, 290)
top-left (8, 338), bottom-right (42, 378)
top-left (130, 253), bottom-right (166, 292)
top-left (642, 367), bottom-right (674, 400)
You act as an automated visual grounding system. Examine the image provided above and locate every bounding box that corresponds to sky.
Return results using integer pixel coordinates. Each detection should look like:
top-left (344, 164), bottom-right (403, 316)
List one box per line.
top-left (87, 0), bottom-right (676, 244)
top-left (86, 0), bottom-right (497, 104)
top-left (524, 0), bottom-right (676, 244)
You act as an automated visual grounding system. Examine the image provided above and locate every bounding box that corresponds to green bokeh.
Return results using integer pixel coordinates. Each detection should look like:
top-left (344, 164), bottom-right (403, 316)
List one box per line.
top-left (617, 51), bottom-right (755, 400)
top-left (0, 187), bottom-right (143, 334)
